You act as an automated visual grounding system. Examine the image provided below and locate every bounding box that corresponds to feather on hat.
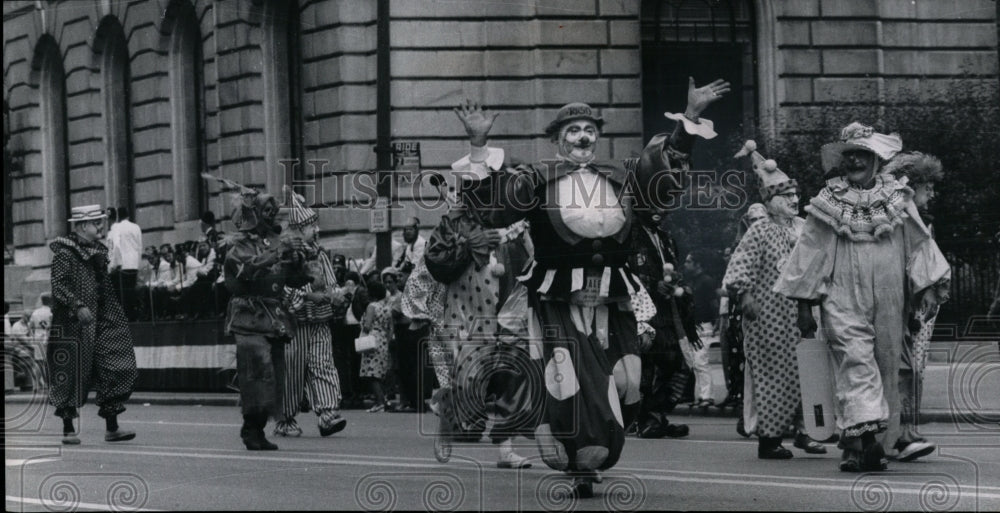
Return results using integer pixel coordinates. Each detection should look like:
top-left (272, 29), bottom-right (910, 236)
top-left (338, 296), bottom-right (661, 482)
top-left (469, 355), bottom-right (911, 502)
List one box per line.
top-left (201, 173), bottom-right (264, 232)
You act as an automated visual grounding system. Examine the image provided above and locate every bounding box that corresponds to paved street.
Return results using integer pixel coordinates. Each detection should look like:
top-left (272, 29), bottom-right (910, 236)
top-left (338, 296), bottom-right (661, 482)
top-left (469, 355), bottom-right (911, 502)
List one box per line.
top-left (5, 400), bottom-right (1000, 512)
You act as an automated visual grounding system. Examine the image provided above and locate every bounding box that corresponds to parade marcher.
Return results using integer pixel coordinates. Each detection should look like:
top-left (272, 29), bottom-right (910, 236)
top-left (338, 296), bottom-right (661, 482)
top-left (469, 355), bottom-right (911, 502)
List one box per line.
top-left (626, 208), bottom-right (697, 439)
top-left (727, 203), bottom-right (766, 437)
top-left (273, 189), bottom-right (347, 438)
top-left (422, 134), bottom-right (537, 468)
top-left (205, 174), bottom-right (297, 451)
top-left (884, 151), bottom-right (947, 461)
top-left (459, 76), bottom-right (730, 496)
top-left (724, 141), bottom-right (827, 459)
top-left (774, 123), bottom-right (951, 472)
top-left (48, 204), bottom-right (138, 445)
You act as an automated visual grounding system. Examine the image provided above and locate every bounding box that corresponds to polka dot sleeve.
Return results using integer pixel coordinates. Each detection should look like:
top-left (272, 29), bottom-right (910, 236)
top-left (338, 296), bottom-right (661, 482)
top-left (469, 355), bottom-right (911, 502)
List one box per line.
top-left (723, 221), bottom-right (764, 297)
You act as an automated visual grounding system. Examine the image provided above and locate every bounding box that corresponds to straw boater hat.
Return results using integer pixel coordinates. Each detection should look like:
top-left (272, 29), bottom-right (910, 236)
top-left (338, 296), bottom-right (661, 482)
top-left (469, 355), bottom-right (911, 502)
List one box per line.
top-left (820, 122), bottom-right (903, 175)
top-left (67, 204), bottom-right (107, 222)
top-left (284, 185), bottom-right (318, 229)
top-left (544, 102), bottom-right (604, 139)
top-left (734, 140), bottom-right (797, 201)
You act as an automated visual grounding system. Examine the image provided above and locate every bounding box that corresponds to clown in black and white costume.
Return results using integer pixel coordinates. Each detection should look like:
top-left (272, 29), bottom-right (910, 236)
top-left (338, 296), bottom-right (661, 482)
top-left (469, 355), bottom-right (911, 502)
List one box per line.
top-left (454, 77), bottom-right (730, 497)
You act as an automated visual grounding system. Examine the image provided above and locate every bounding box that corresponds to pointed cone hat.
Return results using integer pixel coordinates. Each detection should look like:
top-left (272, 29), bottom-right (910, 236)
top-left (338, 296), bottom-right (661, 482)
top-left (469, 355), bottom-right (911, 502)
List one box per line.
top-left (734, 140), bottom-right (797, 201)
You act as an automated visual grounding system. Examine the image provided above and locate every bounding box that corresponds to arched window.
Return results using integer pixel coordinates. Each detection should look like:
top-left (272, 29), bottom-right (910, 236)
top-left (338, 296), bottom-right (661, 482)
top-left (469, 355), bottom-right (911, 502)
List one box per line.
top-left (641, 0), bottom-right (756, 169)
top-left (261, 0), bottom-right (303, 194)
top-left (94, 17), bottom-right (135, 214)
top-left (165, 0), bottom-right (206, 221)
top-left (33, 36), bottom-right (70, 237)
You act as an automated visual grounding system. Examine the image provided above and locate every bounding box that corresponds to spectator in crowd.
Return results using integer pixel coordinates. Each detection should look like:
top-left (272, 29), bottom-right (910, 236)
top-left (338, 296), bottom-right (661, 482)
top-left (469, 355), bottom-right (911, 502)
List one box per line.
top-left (360, 217), bottom-right (426, 276)
top-left (7, 310), bottom-right (35, 391)
top-left (200, 211), bottom-right (220, 247)
top-left (108, 207), bottom-right (142, 321)
top-left (153, 244), bottom-right (183, 319)
top-left (359, 280), bottom-right (393, 412)
top-left (178, 240), bottom-right (214, 319)
top-left (330, 267), bottom-right (367, 408)
top-left (680, 250), bottom-right (716, 407)
top-left (104, 207), bottom-right (119, 279)
top-left (29, 293), bottom-right (53, 389)
top-left (382, 267), bottom-right (414, 412)
top-left (134, 248), bottom-right (158, 320)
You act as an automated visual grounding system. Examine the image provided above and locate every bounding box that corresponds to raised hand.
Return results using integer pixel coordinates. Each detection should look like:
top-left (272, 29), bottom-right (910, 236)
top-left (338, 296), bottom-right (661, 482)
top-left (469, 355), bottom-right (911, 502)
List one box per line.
top-left (685, 77), bottom-right (731, 121)
top-left (453, 99), bottom-right (500, 147)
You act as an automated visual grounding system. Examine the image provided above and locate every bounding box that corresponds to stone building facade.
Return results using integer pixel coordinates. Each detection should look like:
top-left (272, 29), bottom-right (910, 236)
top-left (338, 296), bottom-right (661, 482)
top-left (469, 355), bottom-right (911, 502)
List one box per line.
top-left (3, 0), bottom-right (998, 308)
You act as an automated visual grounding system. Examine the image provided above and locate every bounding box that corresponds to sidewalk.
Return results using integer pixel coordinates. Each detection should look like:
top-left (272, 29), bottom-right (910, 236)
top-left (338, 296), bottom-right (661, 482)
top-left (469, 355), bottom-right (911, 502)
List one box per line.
top-left (7, 360), bottom-right (997, 425)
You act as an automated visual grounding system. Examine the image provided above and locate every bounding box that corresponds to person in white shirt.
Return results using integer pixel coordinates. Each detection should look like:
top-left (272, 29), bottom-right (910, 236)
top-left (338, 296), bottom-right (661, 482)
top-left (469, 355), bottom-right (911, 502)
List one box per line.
top-left (360, 217), bottom-right (427, 276)
top-left (111, 207), bottom-right (142, 320)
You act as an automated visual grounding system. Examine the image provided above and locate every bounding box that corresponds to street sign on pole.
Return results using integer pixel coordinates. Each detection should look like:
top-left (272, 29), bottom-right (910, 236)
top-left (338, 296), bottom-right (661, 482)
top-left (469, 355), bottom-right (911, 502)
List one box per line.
top-left (392, 142), bottom-right (421, 176)
top-left (369, 196), bottom-right (390, 233)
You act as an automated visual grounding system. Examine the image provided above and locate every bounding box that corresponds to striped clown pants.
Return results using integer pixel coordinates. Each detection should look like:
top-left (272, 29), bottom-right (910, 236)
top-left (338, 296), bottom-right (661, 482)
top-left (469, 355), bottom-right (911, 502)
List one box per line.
top-left (281, 322), bottom-right (343, 427)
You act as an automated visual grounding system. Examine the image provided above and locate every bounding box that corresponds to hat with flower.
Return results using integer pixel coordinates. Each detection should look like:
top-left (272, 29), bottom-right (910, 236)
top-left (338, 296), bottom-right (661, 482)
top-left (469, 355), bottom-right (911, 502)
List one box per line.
top-left (820, 122), bottom-right (903, 175)
top-left (734, 140), bottom-right (797, 201)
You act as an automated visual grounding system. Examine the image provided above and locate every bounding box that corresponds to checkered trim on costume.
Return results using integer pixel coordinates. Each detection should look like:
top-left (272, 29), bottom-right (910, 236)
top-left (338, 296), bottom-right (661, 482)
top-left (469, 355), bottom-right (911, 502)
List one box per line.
top-left (805, 175), bottom-right (911, 242)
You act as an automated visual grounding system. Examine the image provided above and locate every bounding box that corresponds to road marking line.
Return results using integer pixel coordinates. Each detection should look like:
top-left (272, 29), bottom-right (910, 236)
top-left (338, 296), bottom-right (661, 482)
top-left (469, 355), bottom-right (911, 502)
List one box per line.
top-left (628, 473), bottom-right (1000, 499)
top-left (5, 458), bottom-right (59, 467)
top-left (6, 495), bottom-right (161, 511)
top-left (38, 446), bottom-right (1000, 497)
top-left (127, 420), bottom-right (242, 427)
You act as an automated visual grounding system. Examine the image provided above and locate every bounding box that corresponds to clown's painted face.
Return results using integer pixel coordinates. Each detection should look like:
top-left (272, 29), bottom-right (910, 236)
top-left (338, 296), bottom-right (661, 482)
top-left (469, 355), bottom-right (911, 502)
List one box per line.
top-left (912, 182), bottom-right (936, 210)
top-left (557, 120), bottom-right (599, 164)
top-left (841, 149), bottom-right (878, 187)
top-left (767, 189), bottom-right (800, 219)
top-left (301, 224), bottom-right (319, 241)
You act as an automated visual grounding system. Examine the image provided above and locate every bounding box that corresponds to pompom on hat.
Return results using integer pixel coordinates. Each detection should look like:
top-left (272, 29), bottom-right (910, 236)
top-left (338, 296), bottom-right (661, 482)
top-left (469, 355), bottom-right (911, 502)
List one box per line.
top-left (283, 185), bottom-right (318, 229)
top-left (67, 204), bottom-right (107, 223)
top-left (820, 122), bottom-right (903, 175)
top-left (734, 140), bottom-right (797, 201)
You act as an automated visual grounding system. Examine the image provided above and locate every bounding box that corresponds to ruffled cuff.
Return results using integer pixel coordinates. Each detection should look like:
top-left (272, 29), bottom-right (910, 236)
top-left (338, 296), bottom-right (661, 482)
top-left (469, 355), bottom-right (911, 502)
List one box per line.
top-left (664, 112), bottom-right (717, 140)
top-left (451, 145), bottom-right (505, 180)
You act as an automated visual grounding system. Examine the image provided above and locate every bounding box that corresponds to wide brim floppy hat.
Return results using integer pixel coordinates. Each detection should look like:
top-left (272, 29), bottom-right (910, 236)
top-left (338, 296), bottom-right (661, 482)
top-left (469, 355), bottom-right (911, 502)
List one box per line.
top-left (67, 204), bottom-right (107, 222)
top-left (820, 122), bottom-right (903, 175)
top-left (544, 102), bottom-right (604, 138)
